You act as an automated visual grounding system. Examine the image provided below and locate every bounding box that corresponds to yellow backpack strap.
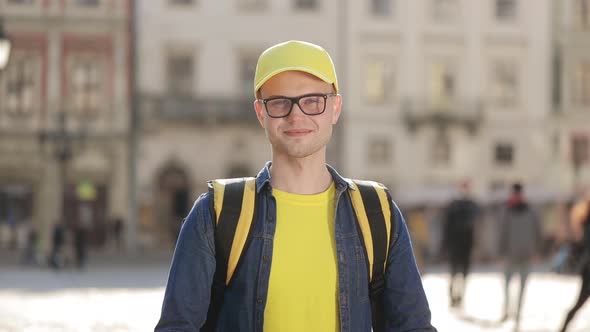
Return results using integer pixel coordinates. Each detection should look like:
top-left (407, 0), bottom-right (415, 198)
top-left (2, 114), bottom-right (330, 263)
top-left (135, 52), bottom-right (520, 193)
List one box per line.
top-left (349, 179), bottom-right (392, 331)
top-left (211, 177), bottom-right (257, 285)
top-left (348, 180), bottom-right (392, 281)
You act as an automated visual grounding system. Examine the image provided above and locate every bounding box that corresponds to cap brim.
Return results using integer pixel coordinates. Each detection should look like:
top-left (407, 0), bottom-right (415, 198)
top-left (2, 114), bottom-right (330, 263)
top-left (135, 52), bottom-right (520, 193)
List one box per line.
top-left (255, 66), bottom-right (335, 94)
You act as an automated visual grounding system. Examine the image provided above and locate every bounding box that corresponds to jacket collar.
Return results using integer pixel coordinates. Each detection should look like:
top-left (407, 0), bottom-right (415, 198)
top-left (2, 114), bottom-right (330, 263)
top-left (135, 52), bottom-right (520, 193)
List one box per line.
top-left (255, 161), bottom-right (354, 194)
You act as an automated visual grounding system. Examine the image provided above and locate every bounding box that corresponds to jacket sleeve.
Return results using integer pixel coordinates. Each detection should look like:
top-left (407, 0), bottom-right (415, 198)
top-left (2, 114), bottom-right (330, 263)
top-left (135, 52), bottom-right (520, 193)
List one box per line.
top-left (383, 201), bottom-right (437, 331)
top-left (155, 193), bottom-right (216, 331)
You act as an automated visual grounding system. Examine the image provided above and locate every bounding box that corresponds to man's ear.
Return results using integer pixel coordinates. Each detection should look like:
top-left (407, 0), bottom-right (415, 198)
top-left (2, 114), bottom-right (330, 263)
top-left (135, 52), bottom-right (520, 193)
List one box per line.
top-left (331, 94), bottom-right (342, 125)
top-left (254, 100), bottom-right (266, 128)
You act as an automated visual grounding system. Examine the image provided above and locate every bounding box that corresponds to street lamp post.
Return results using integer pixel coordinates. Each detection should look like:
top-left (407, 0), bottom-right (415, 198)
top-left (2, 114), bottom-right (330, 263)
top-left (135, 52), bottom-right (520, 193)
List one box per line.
top-left (39, 112), bottom-right (87, 230)
top-left (0, 17), bottom-right (11, 71)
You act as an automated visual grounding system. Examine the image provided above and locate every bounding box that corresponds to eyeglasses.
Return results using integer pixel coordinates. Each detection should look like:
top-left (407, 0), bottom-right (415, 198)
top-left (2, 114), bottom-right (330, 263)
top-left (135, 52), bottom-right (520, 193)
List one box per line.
top-left (257, 93), bottom-right (338, 118)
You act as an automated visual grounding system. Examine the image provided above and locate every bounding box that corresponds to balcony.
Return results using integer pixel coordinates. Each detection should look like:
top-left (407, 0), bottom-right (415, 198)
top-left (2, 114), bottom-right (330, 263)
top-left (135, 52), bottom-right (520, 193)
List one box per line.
top-left (401, 98), bottom-right (485, 135)
top-left (141, 95), bottom-right (258, 126)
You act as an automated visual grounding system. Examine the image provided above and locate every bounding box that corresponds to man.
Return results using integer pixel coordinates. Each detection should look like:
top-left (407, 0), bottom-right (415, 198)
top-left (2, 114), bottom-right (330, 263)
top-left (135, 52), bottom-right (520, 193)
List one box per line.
top-left (155, 40), bottom-right (436, 331)
top-left (442, 181), bottom-right (479, 308)
top-left (49, 221), bottom-right (65, 269)
top-left (498, 182), bottom-right (542, 331)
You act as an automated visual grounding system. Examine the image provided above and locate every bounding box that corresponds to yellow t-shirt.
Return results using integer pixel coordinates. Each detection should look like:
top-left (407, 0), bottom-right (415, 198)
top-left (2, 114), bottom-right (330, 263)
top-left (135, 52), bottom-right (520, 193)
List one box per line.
top-left (264, 182), bottom-right (339, 332)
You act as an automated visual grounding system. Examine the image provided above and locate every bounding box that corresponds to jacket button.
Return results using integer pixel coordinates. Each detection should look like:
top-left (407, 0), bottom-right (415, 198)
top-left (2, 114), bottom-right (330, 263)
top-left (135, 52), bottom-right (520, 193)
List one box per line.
top-left (257, 298), bottom-right (263, 304)
top-left (263, 255), bottom-right (270, 262)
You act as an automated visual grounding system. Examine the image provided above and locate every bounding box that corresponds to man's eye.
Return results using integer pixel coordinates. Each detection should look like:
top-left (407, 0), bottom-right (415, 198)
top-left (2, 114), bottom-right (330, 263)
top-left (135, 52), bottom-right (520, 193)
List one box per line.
top-left (268, 99), bottom-right (290, 108)
top-left (302, 97), bottom-right (321, 105)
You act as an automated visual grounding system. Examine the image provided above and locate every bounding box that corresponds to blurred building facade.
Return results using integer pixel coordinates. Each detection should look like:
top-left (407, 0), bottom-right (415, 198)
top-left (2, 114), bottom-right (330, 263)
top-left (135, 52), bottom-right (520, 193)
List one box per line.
top-left (344, 0), bottom-right (557, 207)
top-left (0, 0), bottom-right (132, 253)
top-left (342, 0), bottom-right (561, 262)
top-left (552, 0), bottom-right (590, 192)
top-left (2, 0), bottom-right (588, 254)
top-left (136, 0), bottom-right (346, 247)
top-left (136, 0), bottom-right (590, 251)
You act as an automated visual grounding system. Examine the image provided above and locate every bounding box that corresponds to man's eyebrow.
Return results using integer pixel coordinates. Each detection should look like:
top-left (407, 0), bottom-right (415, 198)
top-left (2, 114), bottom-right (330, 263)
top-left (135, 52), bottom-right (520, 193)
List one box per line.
top-left (262, 92), bottom-right (333, 99)
top-left (262, 94), bottom-right (288, 99)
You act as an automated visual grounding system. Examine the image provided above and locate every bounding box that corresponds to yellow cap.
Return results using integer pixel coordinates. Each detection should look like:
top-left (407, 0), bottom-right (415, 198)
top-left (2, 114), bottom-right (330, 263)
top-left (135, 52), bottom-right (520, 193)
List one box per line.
top-left (254, 40), bottom-right (339, 98)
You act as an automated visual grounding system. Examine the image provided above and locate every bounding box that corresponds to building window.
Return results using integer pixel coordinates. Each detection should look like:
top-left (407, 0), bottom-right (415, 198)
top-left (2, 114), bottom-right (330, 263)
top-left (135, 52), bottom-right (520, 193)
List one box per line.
top-left (169, 0), bottom-right (194, 5)
top-left (75, 0), bottom-right (100, 6)
top-left (166, 53), bottom-right (194, 96)
top-left (238, 51), bottom-right (259, 96)
top-left (432, 134), bottom-right (451, 165)
top-left (431, 0), bottom-right (458, 22)
top-left (363, 57), bottom-right (395, 105)
top-left (367, 137), bottom-right (393, 165)
top-left (428, 60), bottom-right (456, 110)
top-left (4, 55), bottom-right (38, 115)
top-left (371, 0), bottom-right (393, 16)
top-left (577, 0), bottom-right (590, 28)
top-left (7, 0), bottom-right (35, 4)
top-left (0, 184), bottom-right (34, 226)
top-left (494, 142), bottom-right (514, 166)
top-left (573, 61), bottom-right (590, 106)
top-left (237, 0), bottom-right (266, 10)
top-left (572, 135), bottom-right (589, 167)
top-left (70, 57), bottom-right (102, 115)
top-left (294, 0), bottom-right (316, 10)
top-left (495, 0), bottom-right (517, 21)
top-left (490, 59), bottom-right (519, 107)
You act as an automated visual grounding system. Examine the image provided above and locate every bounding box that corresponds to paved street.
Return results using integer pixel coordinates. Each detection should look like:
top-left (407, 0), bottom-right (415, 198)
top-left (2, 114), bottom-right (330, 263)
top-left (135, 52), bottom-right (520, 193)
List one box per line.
top-left (0, 257), bottom-right (589, 332)
top-left (424, 268), bottom-right (590, 332)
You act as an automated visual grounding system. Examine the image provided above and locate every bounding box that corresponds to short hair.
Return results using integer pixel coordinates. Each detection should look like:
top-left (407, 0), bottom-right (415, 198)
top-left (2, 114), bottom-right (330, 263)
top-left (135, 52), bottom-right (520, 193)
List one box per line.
top-left (512, 182), bottom-right (523, 194)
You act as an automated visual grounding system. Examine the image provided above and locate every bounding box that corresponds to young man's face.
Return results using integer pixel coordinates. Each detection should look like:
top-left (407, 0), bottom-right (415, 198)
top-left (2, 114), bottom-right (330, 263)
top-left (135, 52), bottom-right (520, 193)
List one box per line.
top-left (254, 70), bottom-right (342, 160)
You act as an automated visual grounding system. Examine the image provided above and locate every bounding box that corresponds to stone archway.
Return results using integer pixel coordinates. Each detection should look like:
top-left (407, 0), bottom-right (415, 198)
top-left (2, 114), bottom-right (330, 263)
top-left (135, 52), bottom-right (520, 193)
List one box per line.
top-left (156, 165), bottom-right (190, 247)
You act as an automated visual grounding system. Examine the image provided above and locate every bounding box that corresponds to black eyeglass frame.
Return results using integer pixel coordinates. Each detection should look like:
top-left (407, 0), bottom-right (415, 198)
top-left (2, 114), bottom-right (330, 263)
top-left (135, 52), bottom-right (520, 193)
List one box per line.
top-left (257, 93), bottom-right (339, 118)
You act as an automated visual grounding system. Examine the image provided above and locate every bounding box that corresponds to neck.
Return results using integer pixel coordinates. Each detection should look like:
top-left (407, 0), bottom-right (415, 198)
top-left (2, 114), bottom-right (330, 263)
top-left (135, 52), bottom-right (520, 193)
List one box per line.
top-left (269, 153), bottom-right (332, 195)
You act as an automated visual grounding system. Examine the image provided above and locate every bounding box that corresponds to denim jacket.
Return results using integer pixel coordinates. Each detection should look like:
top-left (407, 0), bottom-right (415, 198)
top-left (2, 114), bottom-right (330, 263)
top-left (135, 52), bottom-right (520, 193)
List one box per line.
top-left (156, 162), bottom-right (436, 332)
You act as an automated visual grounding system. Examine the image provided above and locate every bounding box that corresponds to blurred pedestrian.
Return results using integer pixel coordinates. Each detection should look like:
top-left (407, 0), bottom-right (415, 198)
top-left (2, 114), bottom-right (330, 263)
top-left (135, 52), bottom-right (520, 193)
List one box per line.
top-left (442, 180), bottom-right (480, 308)
top-left (7, 209), bottom-right (17, 250)
top-left (74, 204), bottom-right (93, 269)
top-left (559, 195), bottom-right (590, 332)
top-left (74, 226), bottom-right (87, 269)
top-left (49, 221), bottom-right (65, 269)
top-left (112, 217), bottom-right (124, 252)
top-left (21, 221), bottom-right (38, 266)
top-left (498, 182), bottom-right (542, 331)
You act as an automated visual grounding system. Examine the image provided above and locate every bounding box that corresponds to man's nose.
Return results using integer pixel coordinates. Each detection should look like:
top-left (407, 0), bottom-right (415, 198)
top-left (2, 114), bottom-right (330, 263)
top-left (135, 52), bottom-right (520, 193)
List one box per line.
top-left (287, 103), bottom-right (306, 120)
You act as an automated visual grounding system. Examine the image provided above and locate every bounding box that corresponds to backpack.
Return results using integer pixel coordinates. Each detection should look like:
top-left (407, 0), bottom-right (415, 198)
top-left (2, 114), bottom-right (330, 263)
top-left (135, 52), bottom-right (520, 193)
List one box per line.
top-left (202, 177), bottom-right (394, 331)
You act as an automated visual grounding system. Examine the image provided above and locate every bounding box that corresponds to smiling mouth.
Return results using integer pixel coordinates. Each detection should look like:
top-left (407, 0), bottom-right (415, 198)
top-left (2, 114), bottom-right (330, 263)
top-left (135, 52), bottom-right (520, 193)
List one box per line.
top-left (284, 129), bottom-right (313, 137)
